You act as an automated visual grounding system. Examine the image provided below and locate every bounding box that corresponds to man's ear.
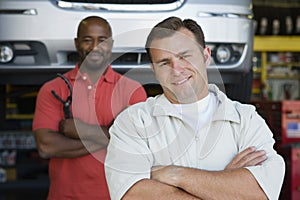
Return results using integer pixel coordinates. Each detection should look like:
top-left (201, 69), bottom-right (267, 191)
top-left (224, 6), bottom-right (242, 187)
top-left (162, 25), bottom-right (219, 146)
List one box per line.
top-left (150, 63), bottom-right (155, 72)
top-left (110, 39), bottom-right (114, 48)
top-left (204, 47), bottom-right (211, 66)
top-left (74, 38), bottom-right (79, 51)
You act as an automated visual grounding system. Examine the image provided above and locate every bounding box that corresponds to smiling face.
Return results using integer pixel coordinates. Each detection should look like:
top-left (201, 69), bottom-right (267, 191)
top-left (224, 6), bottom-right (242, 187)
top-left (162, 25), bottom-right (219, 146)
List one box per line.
top-left (75, 17), bottom-right (113, 73)
top-left (150, 28), bottom-right (211, 104)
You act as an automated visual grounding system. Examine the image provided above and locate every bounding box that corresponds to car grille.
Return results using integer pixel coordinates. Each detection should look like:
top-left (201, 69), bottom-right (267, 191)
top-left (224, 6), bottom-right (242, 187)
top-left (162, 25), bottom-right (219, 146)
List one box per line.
top-left (55, 0), bottom-right (185, 11)
top-left (62, 0), bottom-right (179, 3)
top-left (65, 51), bottom-right (150, 65)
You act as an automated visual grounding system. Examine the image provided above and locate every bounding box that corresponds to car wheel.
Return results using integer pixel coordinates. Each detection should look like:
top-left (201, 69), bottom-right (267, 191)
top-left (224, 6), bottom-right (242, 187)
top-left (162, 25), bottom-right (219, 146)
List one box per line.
top-left (225, 70), bottom-right (253, 103)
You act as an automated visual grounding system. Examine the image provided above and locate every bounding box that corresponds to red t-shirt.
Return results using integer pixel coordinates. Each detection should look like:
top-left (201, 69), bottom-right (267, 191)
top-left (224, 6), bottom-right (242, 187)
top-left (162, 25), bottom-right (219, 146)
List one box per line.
top-left (32, 64), bottom-right (147, 199)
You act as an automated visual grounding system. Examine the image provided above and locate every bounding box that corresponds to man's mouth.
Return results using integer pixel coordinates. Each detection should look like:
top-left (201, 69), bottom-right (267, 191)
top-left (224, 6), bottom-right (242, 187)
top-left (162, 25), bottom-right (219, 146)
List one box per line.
top-left (87, 51), bottom-right (103, 60)
top-left (172, 75), bottom-right (192, 85)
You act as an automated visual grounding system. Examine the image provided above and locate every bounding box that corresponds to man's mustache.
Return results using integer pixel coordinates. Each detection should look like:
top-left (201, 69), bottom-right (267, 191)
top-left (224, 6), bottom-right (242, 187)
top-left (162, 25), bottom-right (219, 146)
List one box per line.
top-left (86, 50), bottom-right (104, 57)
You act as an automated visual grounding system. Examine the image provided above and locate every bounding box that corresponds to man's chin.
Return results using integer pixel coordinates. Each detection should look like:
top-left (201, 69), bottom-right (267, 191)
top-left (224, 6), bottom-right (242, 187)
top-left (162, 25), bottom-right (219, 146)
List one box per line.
top-left (87, 56), bottom-right (102, 63)
top-left (85, 60), bottom-right (108, 71)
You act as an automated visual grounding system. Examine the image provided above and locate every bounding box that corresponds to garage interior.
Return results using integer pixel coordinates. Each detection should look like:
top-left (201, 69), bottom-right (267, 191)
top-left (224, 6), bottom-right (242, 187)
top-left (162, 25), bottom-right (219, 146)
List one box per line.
top-left (1, 0), bottom-right (300, 199)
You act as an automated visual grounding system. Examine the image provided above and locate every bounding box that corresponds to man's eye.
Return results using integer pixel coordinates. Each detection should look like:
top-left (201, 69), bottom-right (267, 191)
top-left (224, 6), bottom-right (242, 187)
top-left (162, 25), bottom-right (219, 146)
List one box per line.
top-left (159, 62), bottom-right (169, 67)
top-left (99, 39), bottom-right (106, 43)
top-left (83, 39), bottom-right (92, 43)
top-left (99, 39), bottom-right (111, 46)
top-left (180, 55), bottom-right (190, 59)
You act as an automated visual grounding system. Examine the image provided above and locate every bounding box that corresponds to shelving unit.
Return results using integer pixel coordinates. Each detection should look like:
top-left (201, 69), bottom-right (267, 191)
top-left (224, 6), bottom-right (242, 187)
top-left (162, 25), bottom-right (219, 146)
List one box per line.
top-left (252, 36), bottom-right (300, 101)
top-left (252, 36), bottom-right (300, 200)
top-left (0, 84), bottom-right (49, 197)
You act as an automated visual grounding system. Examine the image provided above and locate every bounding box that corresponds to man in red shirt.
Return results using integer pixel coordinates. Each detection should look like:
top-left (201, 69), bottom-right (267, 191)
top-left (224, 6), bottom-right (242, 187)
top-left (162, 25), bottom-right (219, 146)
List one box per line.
top-left (32, 16), bottom-right (147, 199)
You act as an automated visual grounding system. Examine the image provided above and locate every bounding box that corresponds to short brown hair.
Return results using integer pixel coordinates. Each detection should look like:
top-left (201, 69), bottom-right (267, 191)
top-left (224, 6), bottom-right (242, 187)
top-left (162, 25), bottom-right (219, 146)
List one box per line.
top-left (145, 16), bottom-right (205, 62)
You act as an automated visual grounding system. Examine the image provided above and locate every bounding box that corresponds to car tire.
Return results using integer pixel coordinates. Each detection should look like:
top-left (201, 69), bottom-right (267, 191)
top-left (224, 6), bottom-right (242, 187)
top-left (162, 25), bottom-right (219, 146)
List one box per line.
top-left (225, 70), bottom-right (253, 103)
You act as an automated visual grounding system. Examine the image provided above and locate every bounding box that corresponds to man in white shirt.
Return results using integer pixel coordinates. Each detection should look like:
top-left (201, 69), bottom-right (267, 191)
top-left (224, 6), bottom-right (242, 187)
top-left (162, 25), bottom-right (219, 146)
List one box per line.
top-left (105, 16), bottom-right (285, 200)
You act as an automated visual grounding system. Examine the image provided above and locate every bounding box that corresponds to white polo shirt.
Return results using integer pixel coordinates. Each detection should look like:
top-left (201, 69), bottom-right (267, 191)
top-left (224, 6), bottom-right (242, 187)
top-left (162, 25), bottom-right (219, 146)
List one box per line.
top-left (105, 84), bottom-right (285, 200)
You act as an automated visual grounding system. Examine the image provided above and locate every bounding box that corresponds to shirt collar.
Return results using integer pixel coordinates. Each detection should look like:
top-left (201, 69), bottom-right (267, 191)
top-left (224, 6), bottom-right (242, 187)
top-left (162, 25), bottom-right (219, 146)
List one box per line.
top-left (152, 84), bottom-right (240, 124)
top-left (208, 84), bottom-right (240, 123)
top-left (152, 94), bottom-right (181, 118)
top-left (61, 64), bottom-right (78, 82)
top-left (66, 63), bottom-right (116, 83)
top-left (102, 65), bottom-right (117, 83)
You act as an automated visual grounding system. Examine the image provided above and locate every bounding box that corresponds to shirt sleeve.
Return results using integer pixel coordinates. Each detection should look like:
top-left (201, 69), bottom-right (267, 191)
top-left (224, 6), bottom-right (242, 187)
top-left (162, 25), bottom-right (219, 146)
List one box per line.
top-left (129, 84), bottom-right (147, 105)
top-left (105, 107), bottom-right (152, 200)
top-left (237, 105), bottom-right (285, 200)
top-left (32, 82), bottom-right (64, 131)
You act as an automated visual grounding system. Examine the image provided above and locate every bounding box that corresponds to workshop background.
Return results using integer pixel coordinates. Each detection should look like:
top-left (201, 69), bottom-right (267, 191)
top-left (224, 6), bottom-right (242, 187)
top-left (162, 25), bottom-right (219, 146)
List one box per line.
top-left (1, 0), bottom-right (300, 199)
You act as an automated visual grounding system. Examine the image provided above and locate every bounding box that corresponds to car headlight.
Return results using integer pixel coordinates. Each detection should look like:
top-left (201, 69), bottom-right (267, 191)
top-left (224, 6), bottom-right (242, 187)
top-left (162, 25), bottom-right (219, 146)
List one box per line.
top-left (214, 45), bottom-right (233, 64)
top-left (0, 44), bottom-right (14, 63)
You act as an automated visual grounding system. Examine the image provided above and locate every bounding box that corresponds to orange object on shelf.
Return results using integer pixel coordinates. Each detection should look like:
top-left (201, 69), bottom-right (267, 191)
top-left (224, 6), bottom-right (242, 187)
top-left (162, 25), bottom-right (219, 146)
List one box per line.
top-left (282, 100), bottom-right (300, 145)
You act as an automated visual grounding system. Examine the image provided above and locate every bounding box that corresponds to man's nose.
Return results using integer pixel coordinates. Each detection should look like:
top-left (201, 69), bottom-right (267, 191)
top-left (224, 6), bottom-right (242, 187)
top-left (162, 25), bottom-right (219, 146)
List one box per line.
top-left (92, 40), bottom-right (102, 50)
top-left (171, 59), bottom-right (185, 73)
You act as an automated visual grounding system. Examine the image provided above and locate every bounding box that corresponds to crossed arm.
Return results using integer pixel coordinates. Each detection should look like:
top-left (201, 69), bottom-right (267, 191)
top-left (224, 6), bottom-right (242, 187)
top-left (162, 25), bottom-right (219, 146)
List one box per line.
top-left (34, 118), bottom-right (109, 159)
top-left (122, 147), bottom-right (268, 200)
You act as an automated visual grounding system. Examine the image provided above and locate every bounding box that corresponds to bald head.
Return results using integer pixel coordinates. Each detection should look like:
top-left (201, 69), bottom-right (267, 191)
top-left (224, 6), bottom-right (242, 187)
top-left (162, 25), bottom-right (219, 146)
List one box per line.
top-left (77, 16), bottom-right (112, 38)
top-left (74, 16), bottom-right (113, 72)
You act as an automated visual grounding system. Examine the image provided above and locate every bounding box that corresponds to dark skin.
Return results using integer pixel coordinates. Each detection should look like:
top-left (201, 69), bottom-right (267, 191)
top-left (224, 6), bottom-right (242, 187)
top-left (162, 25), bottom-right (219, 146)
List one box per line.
top-left (34, 17), bottom-right (112, 159)
top-left (75, 17), bottom-right (113, 83)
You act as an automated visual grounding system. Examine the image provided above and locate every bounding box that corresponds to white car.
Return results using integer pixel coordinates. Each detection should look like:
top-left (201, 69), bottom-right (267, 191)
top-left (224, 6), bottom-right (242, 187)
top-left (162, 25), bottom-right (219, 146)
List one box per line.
top-left (0, 0), bottom-right (254, 102)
